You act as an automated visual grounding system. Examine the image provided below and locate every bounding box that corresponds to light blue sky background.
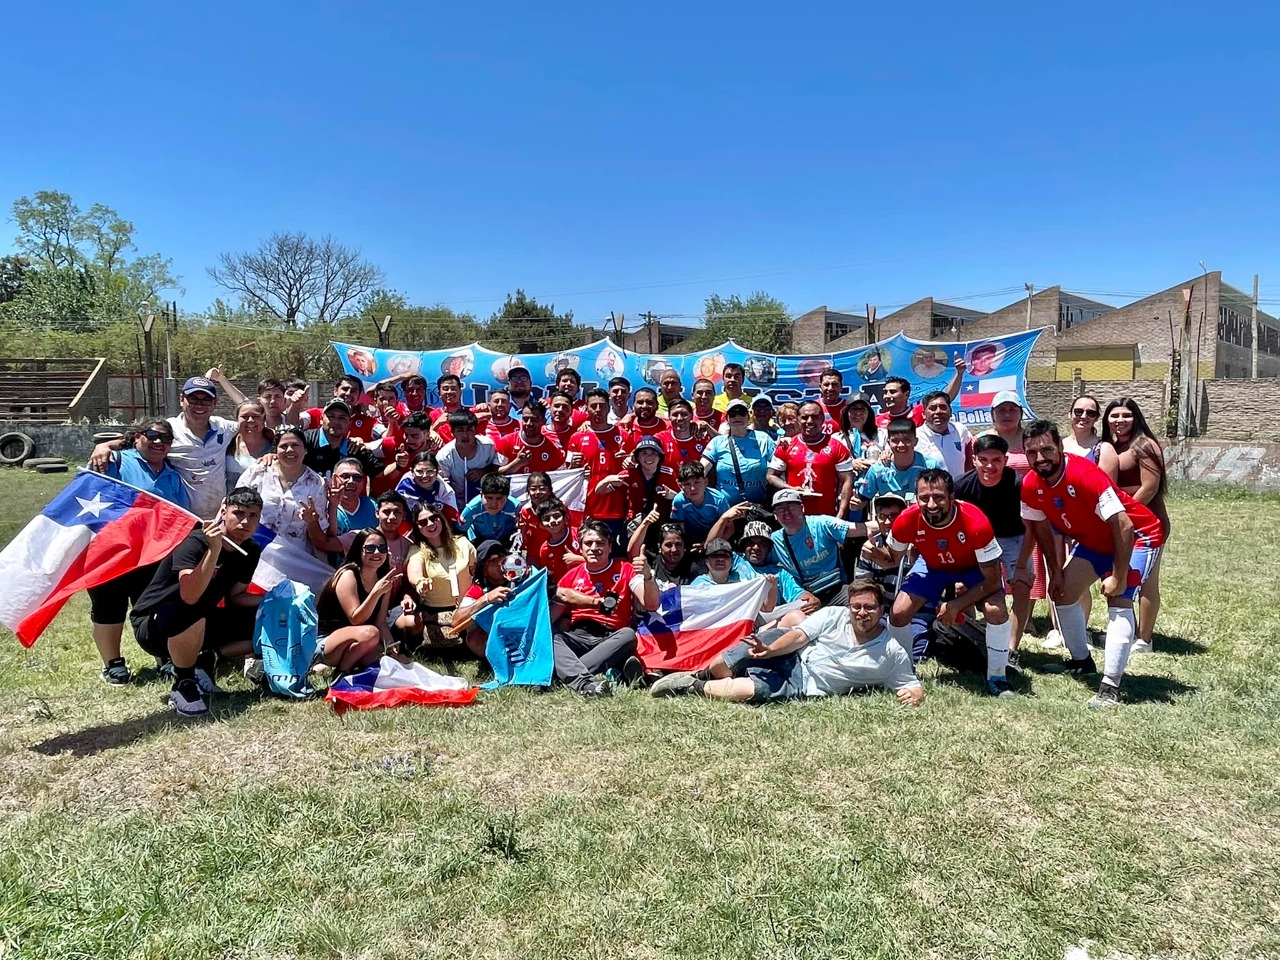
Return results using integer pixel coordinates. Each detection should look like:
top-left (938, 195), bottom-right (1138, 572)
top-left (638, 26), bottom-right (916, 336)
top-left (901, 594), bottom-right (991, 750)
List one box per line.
top-left (4, 0), bottom-right (1278, 329)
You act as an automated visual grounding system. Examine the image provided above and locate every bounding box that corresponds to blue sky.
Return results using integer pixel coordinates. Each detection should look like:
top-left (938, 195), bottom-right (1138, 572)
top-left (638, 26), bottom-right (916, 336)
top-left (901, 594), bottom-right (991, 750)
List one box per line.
top-left (4, 0), bottom-right (1278, 330)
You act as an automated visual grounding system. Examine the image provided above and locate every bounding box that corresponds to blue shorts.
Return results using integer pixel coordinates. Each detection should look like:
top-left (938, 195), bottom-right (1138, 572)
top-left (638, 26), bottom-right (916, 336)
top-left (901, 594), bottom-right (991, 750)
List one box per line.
top-left (899, 558), bottom-right (986, 605)
top-left (1068, 541), bottom-right (1161, 601)
top-left (720, 635), bottom-right (806, 703)
top-left (996, 534), bottom-right (1031, 582)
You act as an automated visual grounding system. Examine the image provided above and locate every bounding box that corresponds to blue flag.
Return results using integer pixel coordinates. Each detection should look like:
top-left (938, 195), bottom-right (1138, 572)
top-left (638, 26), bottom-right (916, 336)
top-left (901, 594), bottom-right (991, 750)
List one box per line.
top-left (472, 567), bottom-right (555, 688)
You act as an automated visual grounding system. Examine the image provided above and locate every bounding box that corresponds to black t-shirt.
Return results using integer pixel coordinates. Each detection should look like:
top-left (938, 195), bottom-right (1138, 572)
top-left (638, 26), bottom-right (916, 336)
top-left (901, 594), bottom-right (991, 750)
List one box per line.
top-left (954, 467), bottom-right (1023, 538)
top-left (133, 530), bottom-right (262, 620)
top-left (302, 429), bottom-right (381, 477)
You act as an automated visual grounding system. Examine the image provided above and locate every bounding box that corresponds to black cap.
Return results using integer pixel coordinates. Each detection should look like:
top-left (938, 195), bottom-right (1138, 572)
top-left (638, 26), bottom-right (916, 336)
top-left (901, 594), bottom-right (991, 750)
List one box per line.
top-left (474, 539), bottom-right (509, 562)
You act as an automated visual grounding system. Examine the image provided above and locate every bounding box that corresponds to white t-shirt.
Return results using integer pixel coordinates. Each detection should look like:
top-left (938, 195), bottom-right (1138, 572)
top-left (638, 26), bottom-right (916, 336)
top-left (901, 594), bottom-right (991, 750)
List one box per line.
top-left (913, 421), bottom-right (971, 478)
top-left (436, 437), bottom-right (507, 505)
top-left (166, 414), bottom-right (240, 519)
top-left (795, 607), bottom-right (921, 698)
top-left (235, 461), bottom-right (329, 556)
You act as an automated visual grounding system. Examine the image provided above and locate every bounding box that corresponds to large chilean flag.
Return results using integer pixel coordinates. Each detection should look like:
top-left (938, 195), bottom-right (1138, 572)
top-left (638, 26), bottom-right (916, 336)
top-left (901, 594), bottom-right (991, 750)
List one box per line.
top-left (0, 472), bottom-right (198, 646)
top-left (636, 579), bottom-right (770, 672)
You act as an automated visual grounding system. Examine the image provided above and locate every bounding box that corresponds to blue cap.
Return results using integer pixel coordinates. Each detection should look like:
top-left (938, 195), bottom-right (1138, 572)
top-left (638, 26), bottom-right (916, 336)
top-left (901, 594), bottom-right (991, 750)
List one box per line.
top-left (634, 436), bottom-right (664, 455)
top-left (182, 376), bottom-right (217, 398)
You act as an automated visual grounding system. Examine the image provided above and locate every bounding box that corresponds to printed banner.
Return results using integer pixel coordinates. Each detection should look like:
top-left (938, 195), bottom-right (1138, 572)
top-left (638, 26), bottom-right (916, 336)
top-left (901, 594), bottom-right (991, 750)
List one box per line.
top-left (332, 328), bottom-right (1043, 426)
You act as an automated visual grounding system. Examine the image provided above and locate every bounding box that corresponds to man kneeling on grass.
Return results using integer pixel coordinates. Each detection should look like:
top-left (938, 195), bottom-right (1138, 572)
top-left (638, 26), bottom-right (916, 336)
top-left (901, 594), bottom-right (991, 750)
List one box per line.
top-left (129, 488), bottom-right (265, 718)
top-left (650, 579), bottom-right (923, 706)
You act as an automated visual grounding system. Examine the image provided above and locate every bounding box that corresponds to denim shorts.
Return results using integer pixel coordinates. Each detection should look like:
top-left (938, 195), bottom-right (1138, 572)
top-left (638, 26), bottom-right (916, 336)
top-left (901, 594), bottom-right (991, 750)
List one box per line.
top-left (996, 534), bottom-right (1031, 582)
top-left (720, 636), bottom-right (806, 703)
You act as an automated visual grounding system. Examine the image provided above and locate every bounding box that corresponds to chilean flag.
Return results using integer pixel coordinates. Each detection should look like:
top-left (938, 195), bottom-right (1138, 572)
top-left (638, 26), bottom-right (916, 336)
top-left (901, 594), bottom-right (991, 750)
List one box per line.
top-left (960, 375), bottom-right (1019, 409)
top-left (637, 579), bottom-right (770, 672)
top-left (0, 472), bottom-right (198, 646)
top-left (325, 656), bottom-right (479, 713)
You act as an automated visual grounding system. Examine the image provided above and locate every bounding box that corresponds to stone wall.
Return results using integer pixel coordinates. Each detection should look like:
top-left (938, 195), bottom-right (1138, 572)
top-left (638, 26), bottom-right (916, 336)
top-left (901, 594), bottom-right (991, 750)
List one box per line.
top-left (0, 421), bottom-right (116, 461)
top-left (1166, 440), bottom-right (1280, 491)
top-left (1196, 379), bottom-right (1280, 440)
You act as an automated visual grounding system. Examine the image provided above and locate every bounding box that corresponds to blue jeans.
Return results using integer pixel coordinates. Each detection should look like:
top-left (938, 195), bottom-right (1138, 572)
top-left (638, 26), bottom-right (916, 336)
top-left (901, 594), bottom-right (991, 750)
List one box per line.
top-left (719, 631), bottom-right (806, 703)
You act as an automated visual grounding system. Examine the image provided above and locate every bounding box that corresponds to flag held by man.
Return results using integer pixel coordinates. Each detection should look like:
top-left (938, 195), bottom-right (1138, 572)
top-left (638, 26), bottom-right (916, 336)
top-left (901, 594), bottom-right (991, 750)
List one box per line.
top-left (637, 579), bottom-right (770, 673)
top-left (470, 567), bottom-right (555, 688)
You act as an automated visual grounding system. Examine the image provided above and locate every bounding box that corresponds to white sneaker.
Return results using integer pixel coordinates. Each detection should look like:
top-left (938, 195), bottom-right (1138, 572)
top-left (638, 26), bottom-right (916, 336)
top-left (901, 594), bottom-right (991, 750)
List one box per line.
top-left (243, 656), bottom-right (265, 684)
top-left (1129, 640), bottom-right (1153, 655)
top-left (1042, 629), bottom-right (1065, 650)
top-left (194, 668), bottom-right (224, 695)
top-left (169, 679), bottom-right (208, 717)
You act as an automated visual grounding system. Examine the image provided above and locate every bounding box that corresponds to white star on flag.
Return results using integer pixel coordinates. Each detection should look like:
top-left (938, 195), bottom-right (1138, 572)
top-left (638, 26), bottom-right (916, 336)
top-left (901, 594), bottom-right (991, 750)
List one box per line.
top-left (75, 492), bottom-right (110, 518)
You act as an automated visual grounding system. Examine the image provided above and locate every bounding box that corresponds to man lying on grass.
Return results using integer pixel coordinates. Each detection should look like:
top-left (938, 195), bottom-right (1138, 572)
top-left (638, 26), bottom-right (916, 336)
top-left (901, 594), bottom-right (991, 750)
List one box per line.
top-left (650, 579), bottom-right (923, 706)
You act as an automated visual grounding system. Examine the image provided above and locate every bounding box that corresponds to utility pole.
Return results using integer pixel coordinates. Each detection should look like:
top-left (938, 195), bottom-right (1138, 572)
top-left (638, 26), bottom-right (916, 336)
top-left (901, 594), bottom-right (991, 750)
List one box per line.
top-left (375, 314), bottom-right (393, 349)
top-left (1252, 273), bottom-right (1260, 379)
top-left (139, 306), bottom-right (157, 417)
top-left (866, 304), bottom-right (877, 344)
top-left (1024, 283), bottom-right (1034, 330)
top-left (639, 311), bottom-right (657, 353)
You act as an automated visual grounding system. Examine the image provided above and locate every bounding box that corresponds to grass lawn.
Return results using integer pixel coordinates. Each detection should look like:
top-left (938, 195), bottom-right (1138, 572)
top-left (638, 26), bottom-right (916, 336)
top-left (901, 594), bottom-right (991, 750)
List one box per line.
top-left (1, 469), bottom-right (1278, 960)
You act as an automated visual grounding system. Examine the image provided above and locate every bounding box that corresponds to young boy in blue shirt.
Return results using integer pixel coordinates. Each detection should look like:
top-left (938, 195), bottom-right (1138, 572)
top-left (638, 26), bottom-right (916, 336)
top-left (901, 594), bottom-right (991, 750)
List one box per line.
top-left (460, 472), bottom-right (519, 546)
top-left (670, 462), bottom-right (731, 549)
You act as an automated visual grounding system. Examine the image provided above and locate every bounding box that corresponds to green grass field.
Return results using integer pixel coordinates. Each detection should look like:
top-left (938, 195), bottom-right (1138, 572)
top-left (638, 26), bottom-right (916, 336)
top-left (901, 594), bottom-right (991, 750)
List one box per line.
top-left (1, 470), bottom-right (1278, 960)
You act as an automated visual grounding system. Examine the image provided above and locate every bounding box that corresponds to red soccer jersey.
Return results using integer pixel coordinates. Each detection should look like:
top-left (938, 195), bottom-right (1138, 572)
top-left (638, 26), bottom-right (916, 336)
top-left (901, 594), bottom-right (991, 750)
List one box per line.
top-left (769, 434), bottom-right (852, 516)
top-left (875, 403), bottom-right (926, 429)
top-left (656, 430), bottom-right (707, 478)
top-left (538, 528), bottom-right (583, 583)
top-left (485, 417), bottom-right (521, 443)
top-left (1020, 453), bottom-right (1165, 553)
top-left (495, 431), bottom-right (566, 473)
top-left (568, 425), bottom-right (634, 520)
top-left (821, 400), bottom-right (847, 431)
top-left (517, 503), bottom-right (547, 557)
top-left (626, 417), bottom-right (669, 442)
top-left (887, 502), bottom-right (1001, 573)
top-left (625, 464), bottom-right (676, 520)
top-left (558, 559), bottom-right (636, 631)
top-left (548, 421), bottom-right (578, 451)
top-left (693, 409), bottom-right (724, 432)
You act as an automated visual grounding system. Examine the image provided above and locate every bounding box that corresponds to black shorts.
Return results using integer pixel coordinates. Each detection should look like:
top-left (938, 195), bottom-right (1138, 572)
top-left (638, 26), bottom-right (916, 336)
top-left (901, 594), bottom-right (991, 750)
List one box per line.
top-left (131, 603), bottom-right (258, 659)
top-left (87, 564), bottom-right (160, 624)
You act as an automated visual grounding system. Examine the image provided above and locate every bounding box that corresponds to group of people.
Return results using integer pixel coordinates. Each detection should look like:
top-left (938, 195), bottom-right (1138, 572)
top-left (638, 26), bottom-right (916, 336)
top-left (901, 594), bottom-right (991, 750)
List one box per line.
top-left (80, 356), bottom-right (1171, 717)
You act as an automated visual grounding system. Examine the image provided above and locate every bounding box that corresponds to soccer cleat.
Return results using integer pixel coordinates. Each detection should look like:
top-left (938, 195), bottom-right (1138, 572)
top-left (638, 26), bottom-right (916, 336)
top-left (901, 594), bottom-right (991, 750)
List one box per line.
top-left (1086, 681), bottom-right (1122, 709)
top-left (194, 668), bottom-right (224, 695)
top-left (100, 658), bottom-right (132, 686)
top-left (1129, 640), bottom-right (1153, 656)
top-left (1062, 655), bottom-right (1098, 676)
top-left (650, 672), bottom-right (699, 698)
top-left (986, 676), bottom-right (1016, 698)
top-left (1041, 630), bottom-right (1065, 650)
top-left (1006, 650), bottom-right (1023, 674)
top-left (621, 656), bottom-right (645, 687)
top-left (168, 678), bottom-right (208, 717)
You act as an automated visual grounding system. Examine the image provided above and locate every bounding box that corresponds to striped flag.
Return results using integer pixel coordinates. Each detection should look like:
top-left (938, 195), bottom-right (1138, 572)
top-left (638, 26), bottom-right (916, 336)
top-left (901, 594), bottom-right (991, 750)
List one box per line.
top-left (249, 527), bottom-right (337, 596)
top-left (637, 579), bottom-right (769, 673)
top-left (960, 375), bottom-right (1019, 409)
top-left (325, 656), bottom-right (479, 712)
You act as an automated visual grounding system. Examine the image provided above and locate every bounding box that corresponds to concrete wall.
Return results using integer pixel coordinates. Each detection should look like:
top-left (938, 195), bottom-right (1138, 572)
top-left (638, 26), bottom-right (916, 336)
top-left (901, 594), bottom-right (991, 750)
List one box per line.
top-left (0, 421), bottom-right (113, 461)
top-left (1023, 379), bottom-right (1168, 426)
top-left (1167, 440), bottom-right (1280, 492)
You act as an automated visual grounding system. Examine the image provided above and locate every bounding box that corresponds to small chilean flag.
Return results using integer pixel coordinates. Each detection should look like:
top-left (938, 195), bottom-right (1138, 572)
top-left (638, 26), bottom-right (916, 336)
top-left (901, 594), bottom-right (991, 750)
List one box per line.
top-left (960, 376), bottom-right (1019, 408)
top-left (0, 472), bottom-right (197, 646)
top-left (637, 579), bottom-right (769, 673)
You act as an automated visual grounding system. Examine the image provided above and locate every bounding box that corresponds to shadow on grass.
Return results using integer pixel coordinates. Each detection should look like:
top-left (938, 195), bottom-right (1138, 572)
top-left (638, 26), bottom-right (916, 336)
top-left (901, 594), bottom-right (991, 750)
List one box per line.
top-left (1147, 632), bottom-right (1209, 657)
top-left (1123, 673), bottom-right (1199, 705)
top-left (30, 691), bottom-right (259, 758)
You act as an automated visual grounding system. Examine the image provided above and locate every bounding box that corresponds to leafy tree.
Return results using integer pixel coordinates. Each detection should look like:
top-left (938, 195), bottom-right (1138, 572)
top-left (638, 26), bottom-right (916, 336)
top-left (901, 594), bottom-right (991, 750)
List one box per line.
top-left (208, 232), bottom-right (384, 326)
top-left (483, 289), bottom-right (582, 353)
top-left (683, 291), bottom-right (792, 354)
top-left (0, 255), bottom-right (30, 304)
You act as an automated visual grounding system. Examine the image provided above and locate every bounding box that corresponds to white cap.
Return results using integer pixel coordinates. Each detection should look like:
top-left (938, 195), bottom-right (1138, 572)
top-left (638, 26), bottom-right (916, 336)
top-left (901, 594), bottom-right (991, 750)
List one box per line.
top-left (991, 390), bottom-right (1023, 410)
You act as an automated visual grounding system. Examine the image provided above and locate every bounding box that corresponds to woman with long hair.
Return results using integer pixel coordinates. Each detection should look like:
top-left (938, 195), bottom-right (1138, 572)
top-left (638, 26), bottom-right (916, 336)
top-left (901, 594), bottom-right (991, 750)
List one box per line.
top-left (226, 399), bottom-right (275, 490)
top-left (315, 528), bottom-right (403, 671)
top-left (398, 502), bottom-right (477, 652)
top-left (234, 425), bottom-right (329, 555)
top-left (1099, 397), bottom-right (1169, 652)
top-left (1062, 394), bottom-right (1102, 462)
top-left (836, 393), bottom-right (881, 473)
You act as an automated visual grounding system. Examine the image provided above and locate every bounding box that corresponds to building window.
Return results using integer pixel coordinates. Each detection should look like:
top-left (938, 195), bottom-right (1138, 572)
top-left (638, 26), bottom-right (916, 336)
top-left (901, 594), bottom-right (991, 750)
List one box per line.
top-left (825, 320), bottom-right (854, 342)
top-left (659, 331), bottom-right (688, 351)
top-left (930, 315), bottom-right (954, 339)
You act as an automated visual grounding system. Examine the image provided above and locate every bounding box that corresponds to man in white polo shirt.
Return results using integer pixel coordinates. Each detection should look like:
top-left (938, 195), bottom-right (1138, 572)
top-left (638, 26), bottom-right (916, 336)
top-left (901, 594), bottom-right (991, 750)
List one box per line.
top-left (915, 389), bottom-right (972, 477)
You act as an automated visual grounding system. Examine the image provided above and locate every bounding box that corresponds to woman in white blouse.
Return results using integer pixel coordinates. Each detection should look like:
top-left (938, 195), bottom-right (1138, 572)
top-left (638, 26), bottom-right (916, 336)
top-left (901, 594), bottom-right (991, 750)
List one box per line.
top-left (235, 425), bottom-right (329, 556)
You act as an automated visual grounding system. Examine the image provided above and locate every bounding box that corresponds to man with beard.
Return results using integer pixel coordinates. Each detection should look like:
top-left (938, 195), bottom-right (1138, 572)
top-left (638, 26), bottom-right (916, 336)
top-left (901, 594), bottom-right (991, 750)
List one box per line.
top-left (620, 387), bottom-right (669, 441)
top-left (567, 388), bottom-right (635, 546)
top-left (1018, 419), bottom-right (1166, 708)
top-left (767, 400), bottom-right (854, 518)
top-left (506, 365), bottom-right (535, 411)
top-left (875, 468), bottom-right (1014, 698)
top-left (483, 387), bottom-right (521, 442)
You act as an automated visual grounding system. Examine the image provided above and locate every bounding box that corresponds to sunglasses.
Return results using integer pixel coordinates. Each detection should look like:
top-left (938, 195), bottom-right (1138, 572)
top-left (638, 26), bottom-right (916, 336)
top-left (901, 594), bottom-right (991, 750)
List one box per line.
top-left (363, 543), bottom-right (388, 554)
top-left (417, 516), bottom-right (441, 527)
top-left (1071, 408), bottom-right (1099, 418)
top-left (143, 430), bottom-right (173, 443)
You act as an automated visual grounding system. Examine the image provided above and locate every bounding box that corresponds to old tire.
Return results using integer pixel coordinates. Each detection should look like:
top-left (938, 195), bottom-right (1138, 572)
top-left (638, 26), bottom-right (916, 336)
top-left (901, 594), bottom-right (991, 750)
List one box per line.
top-left (0, 432), bottom-right (35, 466)
top-left (35, 462), bottom-right (69, 474)
top-left (22, 457), bottom-right (66, 469)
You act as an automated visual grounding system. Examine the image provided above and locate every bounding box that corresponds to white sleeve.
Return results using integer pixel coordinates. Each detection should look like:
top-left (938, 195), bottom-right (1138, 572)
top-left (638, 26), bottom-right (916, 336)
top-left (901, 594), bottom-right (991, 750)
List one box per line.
top-left (883, 639), bottom-right (922, 691)
top-left (1020, 503), bottom-right (1046, 521)
top-left (835, 457), bottom-right (853, 474)
top-left (885, 532), bottom-right (909, 552)
top-left (974, 538), bottom-right (1002, 563)
top-left (797, 606), bottom-right (841, 641)
top-left (768, 456), bottom-right (786, 472)
top-left (1094, 486), bottom-right (1124, 521)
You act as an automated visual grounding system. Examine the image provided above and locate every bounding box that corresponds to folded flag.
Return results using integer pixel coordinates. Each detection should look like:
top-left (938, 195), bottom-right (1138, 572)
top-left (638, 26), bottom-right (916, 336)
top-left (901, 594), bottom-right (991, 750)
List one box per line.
top-left (960, 375), bottom-right (1019, 409)
top-left (253, 580), bottom-right (321, 699)
top-left (469, 567), bottom-right (555, 688)
top-left (325, 656), bottom-right (479, 713)
top-left (249, 526), bottom-right (336, 596)
top-left (637, 579), bottom-right (770, 673)
top-left (509, 468), bottom-right (586, 522)
top-left (0, 471), bottom-right (197, 646)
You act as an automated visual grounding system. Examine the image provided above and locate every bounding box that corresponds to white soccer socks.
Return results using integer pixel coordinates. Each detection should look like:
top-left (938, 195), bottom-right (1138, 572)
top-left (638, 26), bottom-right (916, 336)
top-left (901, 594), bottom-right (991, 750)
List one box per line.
top-left (1102, 606), bottom-right (1137, 688)
top-left (1053, 602), bottom-right (1091, 660)
top-left (985, 618), bottom-right (1011, 679)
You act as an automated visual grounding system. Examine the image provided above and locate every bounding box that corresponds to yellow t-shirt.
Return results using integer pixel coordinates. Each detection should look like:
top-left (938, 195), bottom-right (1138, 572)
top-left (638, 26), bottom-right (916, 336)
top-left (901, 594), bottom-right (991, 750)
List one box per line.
top-left (414, 537), bottom-right (476, 608)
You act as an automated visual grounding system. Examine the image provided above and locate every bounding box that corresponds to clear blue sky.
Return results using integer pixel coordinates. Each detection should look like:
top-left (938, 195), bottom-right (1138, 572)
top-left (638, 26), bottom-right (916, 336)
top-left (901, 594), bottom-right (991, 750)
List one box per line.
top-left (4, 0), bottom-right (1279, 330)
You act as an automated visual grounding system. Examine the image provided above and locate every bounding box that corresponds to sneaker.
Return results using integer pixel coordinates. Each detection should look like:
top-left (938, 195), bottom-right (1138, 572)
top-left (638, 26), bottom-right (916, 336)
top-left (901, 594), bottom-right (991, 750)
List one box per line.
top-left (156, 658), bottom-right (176, 681)
top-left (580, 678), bottom-right (615, 698)
top-left (1129, 640), bottom-right (1153, 656)
top-left (243, 656), bottom-right (265, 685)
top-left (100, 658), bottom-right (131, 686)
top-left (1062, 655), bottom-right (1098, 676)
top-left (1006, 651), bottom-right (1023, 675)
top-left (621, 656), bottom-right (645, 687)
top-left (1086, 681), bottom-right (1122, 709)
top-left (1041, 630), bottom-right (1065, 650)
top-left (986, 676), bottom-right (1016, 698)
top-left (650, 671), bottom-right (699, 698)
top-left (194, 668), bottom-right (224, 695)
top-left (168, 678), bottom-right (208, 717)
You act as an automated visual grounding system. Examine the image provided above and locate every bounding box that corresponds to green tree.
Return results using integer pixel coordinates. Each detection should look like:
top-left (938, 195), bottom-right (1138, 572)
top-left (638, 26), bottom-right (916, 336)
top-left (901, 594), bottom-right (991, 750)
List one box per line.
top-left (483, 289), bottom-right (581, 353)
top-left (0, 255), bottom-right (29, 303)
top-left (682, 292), bottom-right (792, 353)
top-left (7, 190), bottom-right (180, 330)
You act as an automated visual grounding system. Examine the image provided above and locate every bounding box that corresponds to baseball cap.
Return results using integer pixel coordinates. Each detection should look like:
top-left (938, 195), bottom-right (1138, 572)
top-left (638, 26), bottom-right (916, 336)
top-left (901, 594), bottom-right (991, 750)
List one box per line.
top-left (741, 520), bottom-right (773, 542)
top-left (474, 539), bottom-right (508, 562)
top-left (991, 390), bottom-right (1023, 410)
top-left (634, 436), bottom-right (664, 455)
top-left (772, 489), bottom-right (804, 507)
top-left (507, 364), bottom-right (531, 379)
top-left (323, 398), bottom-right (351, 414)
top-left (182, 376), bottom-right (217, 398)
top-left (873, 493), bottom-right (908, 512)
top-left (726, 397), bottom-right (751, 415)
top-left (704, 538), bottom-right (734, 557)
top-left (751, 395), bottom-right (774, 409)
top-left (848, 391), bottom-right (874, 409)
